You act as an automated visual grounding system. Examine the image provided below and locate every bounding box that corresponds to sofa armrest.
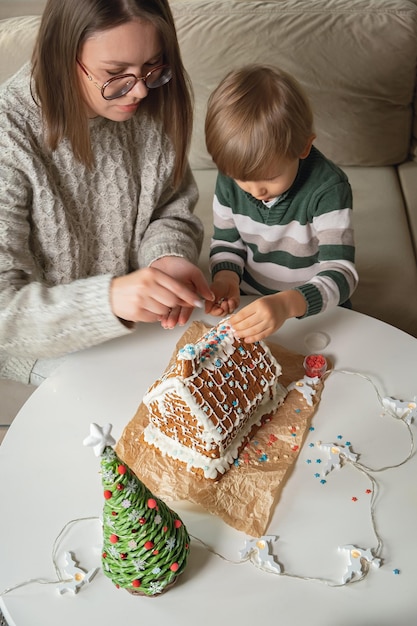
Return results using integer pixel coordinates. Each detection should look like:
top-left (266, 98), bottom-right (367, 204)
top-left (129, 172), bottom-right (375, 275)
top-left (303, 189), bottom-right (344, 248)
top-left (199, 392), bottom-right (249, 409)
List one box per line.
top-left (398, 161), bottom-right (417, 259)
top-left (0, 15), bottom-right (40, 84)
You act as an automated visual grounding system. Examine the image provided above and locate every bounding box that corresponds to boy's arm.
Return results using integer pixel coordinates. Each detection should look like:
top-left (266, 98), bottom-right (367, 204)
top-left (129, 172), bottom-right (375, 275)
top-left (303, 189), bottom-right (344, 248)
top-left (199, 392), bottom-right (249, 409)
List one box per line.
top-left (295, 180), bottom-right (358, 318)
top-left (209, 175), bottom-right (246, 280)
top-left (207, 175), bottom-right (245, 315)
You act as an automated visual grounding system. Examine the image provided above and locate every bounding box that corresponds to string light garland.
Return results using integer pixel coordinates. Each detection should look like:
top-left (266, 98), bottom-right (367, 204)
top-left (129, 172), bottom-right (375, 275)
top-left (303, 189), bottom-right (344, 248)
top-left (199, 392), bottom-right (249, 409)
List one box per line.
top-left (0, 517), bottom-right (100, 596)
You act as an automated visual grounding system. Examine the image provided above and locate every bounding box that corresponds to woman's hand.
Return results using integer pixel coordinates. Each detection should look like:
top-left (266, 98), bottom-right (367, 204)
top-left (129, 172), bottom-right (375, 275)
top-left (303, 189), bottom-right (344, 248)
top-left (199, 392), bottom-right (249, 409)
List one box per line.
top-left (110, 263), bottom-right (212, 325)
top-left (150, 256), bottom-right (214, 328)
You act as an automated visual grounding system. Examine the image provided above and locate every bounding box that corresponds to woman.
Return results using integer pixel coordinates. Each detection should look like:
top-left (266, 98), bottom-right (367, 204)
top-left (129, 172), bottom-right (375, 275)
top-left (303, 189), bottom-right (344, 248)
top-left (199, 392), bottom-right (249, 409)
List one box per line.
top-left (0, 0), bottom-right (213, 384)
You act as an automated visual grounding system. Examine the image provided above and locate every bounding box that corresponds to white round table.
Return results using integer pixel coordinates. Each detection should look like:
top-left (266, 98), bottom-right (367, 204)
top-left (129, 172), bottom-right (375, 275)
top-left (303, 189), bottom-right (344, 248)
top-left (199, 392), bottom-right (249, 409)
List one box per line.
top-left (1, 301), bottom-right (416, 626)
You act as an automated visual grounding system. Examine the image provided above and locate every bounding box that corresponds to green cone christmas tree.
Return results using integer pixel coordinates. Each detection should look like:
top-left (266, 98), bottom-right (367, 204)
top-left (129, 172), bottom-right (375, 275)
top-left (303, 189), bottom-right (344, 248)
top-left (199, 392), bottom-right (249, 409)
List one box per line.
top-left (84, 423), bottom-right (190, 596)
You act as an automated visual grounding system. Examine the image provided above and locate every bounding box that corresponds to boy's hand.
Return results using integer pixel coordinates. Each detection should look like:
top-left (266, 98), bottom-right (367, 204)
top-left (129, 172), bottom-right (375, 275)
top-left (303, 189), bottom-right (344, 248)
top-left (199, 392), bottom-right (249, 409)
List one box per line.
top-left (205, 270), bottom-right (240, 316)
top-left (230, 291), bottom-right (307, 342)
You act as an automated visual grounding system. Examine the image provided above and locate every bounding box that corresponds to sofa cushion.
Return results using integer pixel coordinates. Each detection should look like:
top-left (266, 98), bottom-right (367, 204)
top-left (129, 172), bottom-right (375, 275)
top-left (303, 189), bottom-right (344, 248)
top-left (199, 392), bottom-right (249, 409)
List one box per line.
top-left (171, 0), bottom-right (417, 170)
top-left (0, 15), bottom-right (40, 84)
top-left (0, 2), bottom-right (45, 20)
top-left (332, 165), bottom-right (417, 337)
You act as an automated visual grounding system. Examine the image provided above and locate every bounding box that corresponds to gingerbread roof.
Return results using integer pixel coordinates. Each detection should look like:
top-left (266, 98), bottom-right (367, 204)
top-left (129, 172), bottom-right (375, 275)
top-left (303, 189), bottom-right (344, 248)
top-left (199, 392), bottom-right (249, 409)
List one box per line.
top-left (143, 321), bottom-right (286, 479)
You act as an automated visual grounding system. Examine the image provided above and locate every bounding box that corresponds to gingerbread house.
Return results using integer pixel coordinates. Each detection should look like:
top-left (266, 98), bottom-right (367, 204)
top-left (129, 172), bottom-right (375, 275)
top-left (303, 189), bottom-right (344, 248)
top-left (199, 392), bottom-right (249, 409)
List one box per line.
top-left (142, 320), bottom-right (287, 480)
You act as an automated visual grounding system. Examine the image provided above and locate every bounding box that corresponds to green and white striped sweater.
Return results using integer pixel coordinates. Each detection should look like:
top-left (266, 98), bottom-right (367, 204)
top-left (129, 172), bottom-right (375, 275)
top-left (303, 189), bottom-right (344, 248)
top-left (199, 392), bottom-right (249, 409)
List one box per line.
top-left (209, 146), bottom-right (358, 317)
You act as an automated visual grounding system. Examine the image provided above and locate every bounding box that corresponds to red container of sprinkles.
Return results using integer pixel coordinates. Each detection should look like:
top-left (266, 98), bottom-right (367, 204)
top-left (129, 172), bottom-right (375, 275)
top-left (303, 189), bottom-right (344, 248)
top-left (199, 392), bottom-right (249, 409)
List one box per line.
top-left (303, 354), bottom-right (327, 378)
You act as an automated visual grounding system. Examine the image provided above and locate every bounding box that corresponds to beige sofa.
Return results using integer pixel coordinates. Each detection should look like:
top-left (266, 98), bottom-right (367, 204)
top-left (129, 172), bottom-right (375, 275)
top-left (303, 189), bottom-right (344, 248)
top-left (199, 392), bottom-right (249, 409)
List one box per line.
top-left (1, 0), bottom-right (417, 337)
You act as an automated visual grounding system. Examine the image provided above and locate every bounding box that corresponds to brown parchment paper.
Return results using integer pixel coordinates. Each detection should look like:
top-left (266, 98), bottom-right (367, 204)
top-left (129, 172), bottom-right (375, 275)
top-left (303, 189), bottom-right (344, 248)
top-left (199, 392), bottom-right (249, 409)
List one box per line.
top-left (116, 321), bottom-right (325, 537)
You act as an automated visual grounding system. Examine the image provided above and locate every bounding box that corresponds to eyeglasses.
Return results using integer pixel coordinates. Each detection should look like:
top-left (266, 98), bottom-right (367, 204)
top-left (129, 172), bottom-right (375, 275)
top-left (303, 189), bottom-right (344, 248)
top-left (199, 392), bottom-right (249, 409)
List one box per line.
top-left (76, 59), bottom-right (172, 100)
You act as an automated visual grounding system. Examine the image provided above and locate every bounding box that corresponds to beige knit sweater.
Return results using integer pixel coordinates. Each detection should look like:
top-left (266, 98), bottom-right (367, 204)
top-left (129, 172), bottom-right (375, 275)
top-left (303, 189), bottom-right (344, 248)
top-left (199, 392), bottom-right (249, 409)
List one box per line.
top-left (0, 64), bottom-right (203, 383)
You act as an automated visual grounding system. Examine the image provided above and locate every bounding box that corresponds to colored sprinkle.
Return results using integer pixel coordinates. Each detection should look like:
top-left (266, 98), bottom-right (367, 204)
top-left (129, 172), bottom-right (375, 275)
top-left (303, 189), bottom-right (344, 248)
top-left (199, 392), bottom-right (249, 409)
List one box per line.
top-left (352, 497), bottom-right (358, 502)
top-left (366, 489), bottom-right (372, 494)
top-left (320, 479), bottom-right (327, 485)
top-left (306, 459), bottom-right (312, 464)
top-left (309, 426), bottom-right (315, 431)
top-left (393, 569), bottom-right (400, 575)
top-left (316, 459), bottom-right (322, 464)
top-left (337, 435), bottom-right (343, 439)
top-left (314, 473), bottom-right (320, 478)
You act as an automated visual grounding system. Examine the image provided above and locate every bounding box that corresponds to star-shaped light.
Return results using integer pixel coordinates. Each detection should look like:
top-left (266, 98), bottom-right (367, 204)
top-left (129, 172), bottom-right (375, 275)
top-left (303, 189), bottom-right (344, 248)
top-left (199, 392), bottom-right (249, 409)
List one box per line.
top-left (83, 423), bottom-right (116, 456)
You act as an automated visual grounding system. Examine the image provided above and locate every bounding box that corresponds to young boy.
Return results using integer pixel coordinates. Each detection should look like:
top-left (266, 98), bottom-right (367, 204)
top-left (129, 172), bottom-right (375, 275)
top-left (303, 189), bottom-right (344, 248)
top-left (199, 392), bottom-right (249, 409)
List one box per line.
top-left (204, 64), bottom-right (358, 342)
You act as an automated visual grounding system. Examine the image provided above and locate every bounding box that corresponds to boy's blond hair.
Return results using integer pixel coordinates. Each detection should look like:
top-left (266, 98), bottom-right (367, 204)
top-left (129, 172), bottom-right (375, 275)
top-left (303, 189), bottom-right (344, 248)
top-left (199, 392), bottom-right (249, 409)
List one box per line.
top-left (205, 64), bottom-right (314, 181)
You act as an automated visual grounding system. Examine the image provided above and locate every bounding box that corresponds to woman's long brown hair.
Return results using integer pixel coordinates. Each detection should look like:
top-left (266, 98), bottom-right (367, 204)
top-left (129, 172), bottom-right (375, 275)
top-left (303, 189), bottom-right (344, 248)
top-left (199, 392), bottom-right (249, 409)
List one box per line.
top-left (31, 0), bottom-right (193, 187)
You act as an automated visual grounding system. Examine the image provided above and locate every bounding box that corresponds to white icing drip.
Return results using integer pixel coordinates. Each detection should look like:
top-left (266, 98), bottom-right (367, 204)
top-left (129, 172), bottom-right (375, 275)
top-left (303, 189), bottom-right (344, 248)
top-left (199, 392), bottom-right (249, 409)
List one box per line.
top-left (143, 390), bottom-right (286, 480)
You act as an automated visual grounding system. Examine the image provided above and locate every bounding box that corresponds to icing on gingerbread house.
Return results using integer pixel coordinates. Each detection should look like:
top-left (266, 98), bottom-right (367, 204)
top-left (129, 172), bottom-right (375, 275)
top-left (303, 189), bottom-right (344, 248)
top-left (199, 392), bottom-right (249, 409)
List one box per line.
top-left (142, 320), bottom-right (287, 480)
